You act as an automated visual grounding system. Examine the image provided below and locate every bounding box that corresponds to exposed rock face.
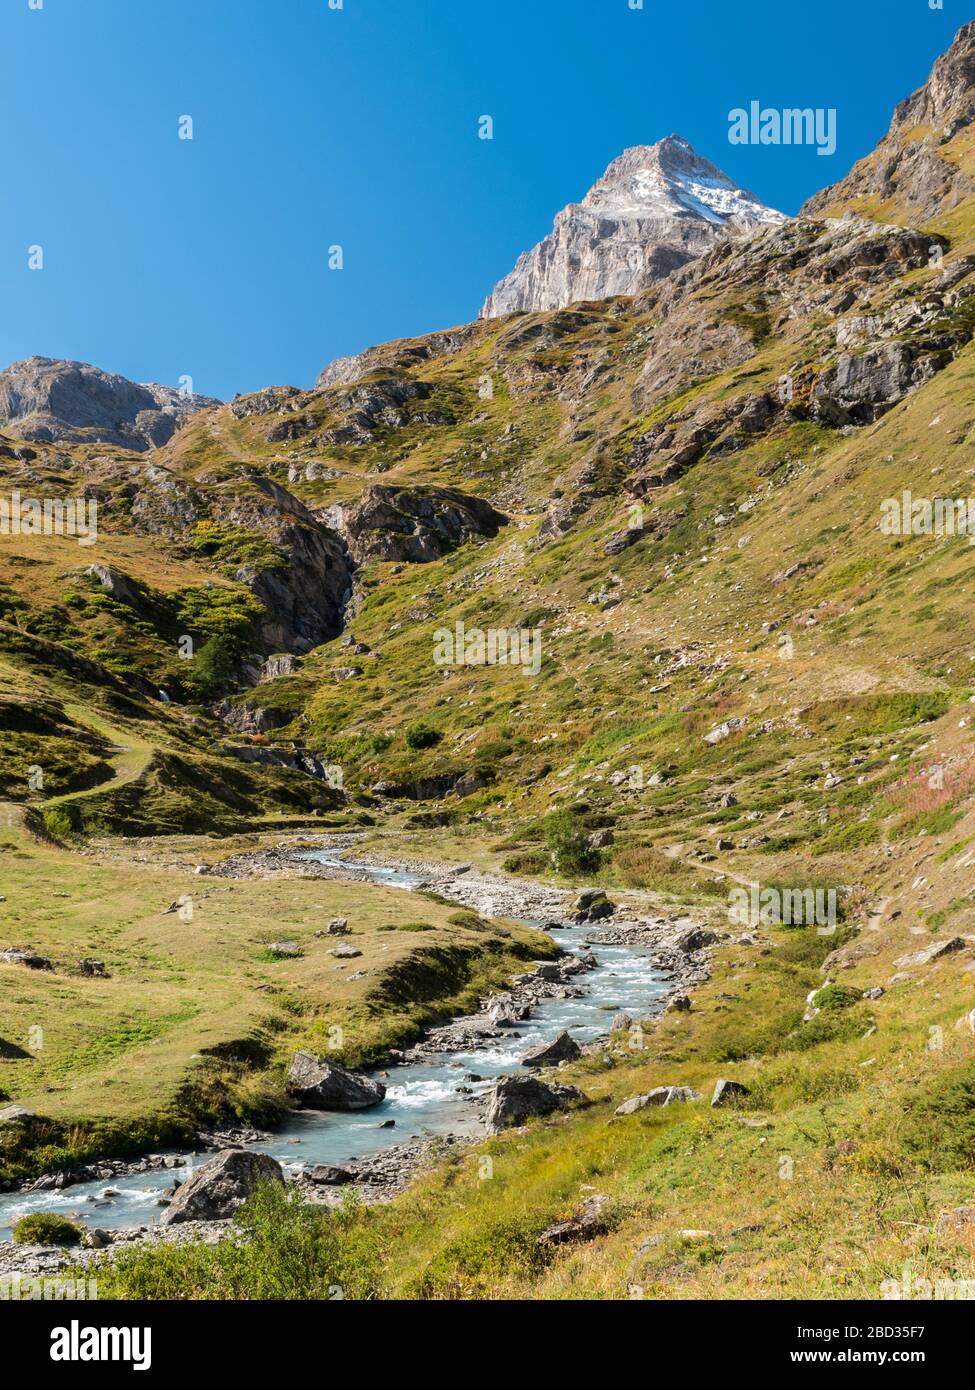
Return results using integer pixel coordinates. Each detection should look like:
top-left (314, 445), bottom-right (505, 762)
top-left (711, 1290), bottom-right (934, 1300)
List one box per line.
top-left (0, 357), bottom-right (220, 451)
top-left (803, 21), bottom-right (975, 222)
top-left (811, 342), bottom-right (948, 426)
top-left (327, 484), bottom-right (506, 564)
top-left (127, 467), bottom-right (354, 655)
top-left (287, 1051), bottom-right (387, 1110)
top-left (480, 135), bottom-right (785, 318)
top-left (160, 1148), bottom-right (283, 1225)
top-left (486, 1075), bottom-right (585, 1131)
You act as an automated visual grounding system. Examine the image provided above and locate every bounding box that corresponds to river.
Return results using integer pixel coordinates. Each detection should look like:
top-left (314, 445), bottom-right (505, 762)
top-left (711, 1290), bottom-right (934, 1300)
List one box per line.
top-left (0, 851), bottom-right (669, 1240)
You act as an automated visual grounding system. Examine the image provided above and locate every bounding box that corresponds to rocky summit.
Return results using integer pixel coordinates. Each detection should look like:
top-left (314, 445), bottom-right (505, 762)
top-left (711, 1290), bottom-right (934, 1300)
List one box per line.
top-left (479, 135), bottom-right (785, 318)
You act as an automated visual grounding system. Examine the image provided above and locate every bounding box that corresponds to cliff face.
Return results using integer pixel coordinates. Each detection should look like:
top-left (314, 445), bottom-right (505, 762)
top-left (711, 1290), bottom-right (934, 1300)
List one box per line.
top-left (479, 135), bottom-right (785, 319)
top-left (802, 20), bottom-right (975, 222)
top-left (0, 356), bottom-right (221, 451)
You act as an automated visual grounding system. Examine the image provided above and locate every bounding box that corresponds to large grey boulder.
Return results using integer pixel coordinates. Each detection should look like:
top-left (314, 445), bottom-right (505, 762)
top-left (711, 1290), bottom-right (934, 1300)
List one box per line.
top-left (893, 938), bottom-right (966, 969)
top-left (486, 1076), bottom-right (586, 1131)
top-left (711, 1078), bottom-right (751, 1108)
top-left (520, 1031), bottom-right (581, 1069)
top-left (160, 1148), bottom-right (283, 1225)
top-left (287, 1051), bottom-right (386, 1110)
top-left (615, 1086), bottom-right (702, 1115)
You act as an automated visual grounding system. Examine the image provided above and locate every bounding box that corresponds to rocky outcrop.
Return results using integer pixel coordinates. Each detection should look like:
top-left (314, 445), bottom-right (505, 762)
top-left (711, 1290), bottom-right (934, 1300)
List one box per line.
top-left (286, 1051), bottom-right (387, 1110)
top-left (486, 1075), bottom-right (586, 1131)
top-left (0, 357), bottom-right (219, 451)
top-left (160, 1148), bottom-right (283, 1224)
top-left (327, 484), bottom-right (506, 564)
top-left (480, 135), bottom-right (784, 318)
top-left (802, 21), bottom-right (975, 222)
top-left (811, 341), bottom-right (949, 426)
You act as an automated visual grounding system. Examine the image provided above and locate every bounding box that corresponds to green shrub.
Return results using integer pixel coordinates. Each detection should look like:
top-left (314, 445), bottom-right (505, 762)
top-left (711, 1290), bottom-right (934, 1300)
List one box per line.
top-left (810, 984), bottom-right (862, 1012)
top-left (95, 1183), bottom-right (381, 1300)
top-left (502, 851), bottom-right (548, 875)
top-left (42, 807), bottom-right (75, 843)
top-left (406, 1214), bottom-right (551, 1299)
top-left (405, 722), bottom-right (442, 751)
top-left (13, 1213), bottom-right (83, 1246)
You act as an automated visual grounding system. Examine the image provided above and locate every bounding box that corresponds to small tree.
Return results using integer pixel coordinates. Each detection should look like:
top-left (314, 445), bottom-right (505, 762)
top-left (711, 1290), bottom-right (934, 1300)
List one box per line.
top-left (543, 810), bottom-right (601, 876)
top-left (185, 632), bottom-right (241, 699)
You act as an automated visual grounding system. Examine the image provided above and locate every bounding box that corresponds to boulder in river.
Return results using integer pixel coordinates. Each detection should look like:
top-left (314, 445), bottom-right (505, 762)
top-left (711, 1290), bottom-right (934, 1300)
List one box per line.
top-left (160, 1147), bottom-right (283, 1225)
top-left (486, 1075), bottom-right (586, 1131)
top-left (520, 1030), bottom-right (581, 1069)
top-left (573, 889), bottom-right (615, 923)
top-left (287, 1051), bottom-right (387, 1110)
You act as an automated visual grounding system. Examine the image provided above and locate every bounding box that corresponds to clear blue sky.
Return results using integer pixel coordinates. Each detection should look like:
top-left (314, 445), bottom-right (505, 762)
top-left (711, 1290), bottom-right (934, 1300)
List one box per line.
top-left (0, 0), bottom-right (965, 400)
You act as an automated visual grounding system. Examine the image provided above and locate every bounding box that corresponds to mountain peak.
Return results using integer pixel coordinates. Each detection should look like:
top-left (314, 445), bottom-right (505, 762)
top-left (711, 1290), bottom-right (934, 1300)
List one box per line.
top-left (480, 136), bottom-right (785, 319)
top-left (0, 356), bottom-right (221, 452)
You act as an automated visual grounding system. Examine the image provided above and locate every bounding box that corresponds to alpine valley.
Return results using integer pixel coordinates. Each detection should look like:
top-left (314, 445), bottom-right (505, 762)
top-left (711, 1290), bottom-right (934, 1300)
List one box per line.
top-left (1, 22), bottom-right (974, 1303)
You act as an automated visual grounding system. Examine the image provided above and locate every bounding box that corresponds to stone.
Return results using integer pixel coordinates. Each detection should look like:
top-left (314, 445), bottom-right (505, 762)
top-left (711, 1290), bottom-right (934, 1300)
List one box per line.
top-left (78, 958), bottom-right (107, 977)
top-left (704, 718), bottom-right (745, 745)
top-left (537, 1193), bottom-right (611, 1248)
top-left (326, 919), bottom-right (350, 935)
top-left (0, 1104), bottom-right (38, 1127)
top-left (610, 1011), bottom-right (633, 1032)
top-left (160, 1148), bottom-right (283, 1225)
top-left (615, 1086), bottom-right (701, 1115)
top-left (520, 1031), bottom-right (582, 1069)
top-left (330, 945), bottom-right (362, 959)
top-left (287, 1051), bottom-right (387, 1110)
top-left (486, 1075), bottom-right (585, 1131)
top-left (0, 947), bottom-right (53, 971)
top-left (893, 938), bottom-right (966, 969)
top-left (666, 994), bottom-right (692, 1013)
top-left (268, 940), bottom-right (302, 958)
top-left (711, 1078), bottom-right (751, 1107)
top-left (306, 1165), bottom-right (355, 1186)
top-left (936, 1206), bottom-right (975, 1234)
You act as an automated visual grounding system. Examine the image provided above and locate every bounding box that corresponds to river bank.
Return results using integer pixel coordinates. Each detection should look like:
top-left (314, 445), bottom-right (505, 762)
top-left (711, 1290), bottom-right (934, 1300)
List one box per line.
top-left (0, 839), bottom-right (720, 1272)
